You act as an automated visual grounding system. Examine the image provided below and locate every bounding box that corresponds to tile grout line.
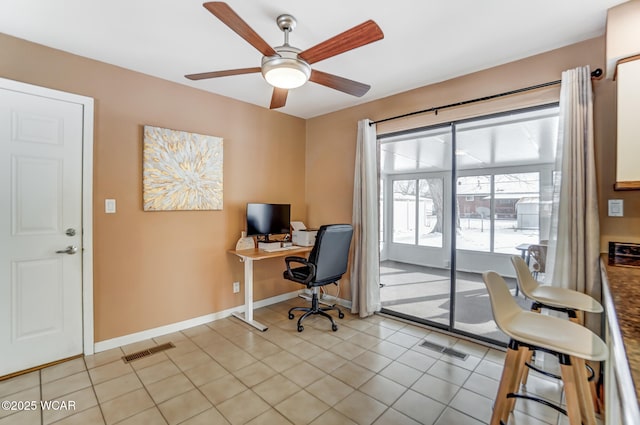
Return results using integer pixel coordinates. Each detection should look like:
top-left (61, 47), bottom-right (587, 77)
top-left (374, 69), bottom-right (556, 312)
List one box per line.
top-left (158, 328), bottom-right (230, 425)
top-left (80, 356), bottom-right (108, 425)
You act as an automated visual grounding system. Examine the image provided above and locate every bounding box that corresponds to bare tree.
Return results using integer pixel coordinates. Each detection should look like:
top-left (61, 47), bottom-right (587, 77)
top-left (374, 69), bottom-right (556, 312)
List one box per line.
top-left (423, 178), bottom-right (461, 234)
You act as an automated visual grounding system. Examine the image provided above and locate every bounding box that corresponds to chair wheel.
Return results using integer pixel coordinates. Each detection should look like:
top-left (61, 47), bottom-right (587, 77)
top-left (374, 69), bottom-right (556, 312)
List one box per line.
top-left (332, 324), bottom-right (338, 331)
top-left (297, 325), bottom-right (304, 332)
top-left (338, 311), bottom-right (344, 319)
top-left (288, 313), bottom-right (294, 320)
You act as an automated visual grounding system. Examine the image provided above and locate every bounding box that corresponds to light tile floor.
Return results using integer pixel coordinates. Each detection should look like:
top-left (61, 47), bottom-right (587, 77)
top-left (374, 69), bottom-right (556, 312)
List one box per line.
top-left (0, 299), bottom-right (599, 425)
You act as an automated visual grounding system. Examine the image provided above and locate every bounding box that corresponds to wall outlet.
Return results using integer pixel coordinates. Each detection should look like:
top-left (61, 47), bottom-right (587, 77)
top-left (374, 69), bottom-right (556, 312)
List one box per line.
top-left (233, 281), bottom-right (240, 293)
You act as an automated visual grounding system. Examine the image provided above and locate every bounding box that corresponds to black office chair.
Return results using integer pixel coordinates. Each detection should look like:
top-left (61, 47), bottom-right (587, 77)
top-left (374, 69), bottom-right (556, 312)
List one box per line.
top-left (283, 224), bottom-right (353, 332)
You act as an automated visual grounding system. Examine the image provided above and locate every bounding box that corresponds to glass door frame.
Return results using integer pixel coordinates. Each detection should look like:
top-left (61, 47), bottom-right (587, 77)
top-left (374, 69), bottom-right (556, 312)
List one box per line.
top-left (379, 103), bottom-right (559, 347)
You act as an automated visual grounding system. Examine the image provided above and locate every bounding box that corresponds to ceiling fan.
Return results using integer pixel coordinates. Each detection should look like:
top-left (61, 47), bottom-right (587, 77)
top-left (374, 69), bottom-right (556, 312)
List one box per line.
top-left (185, 2), bottom-right (384, 109)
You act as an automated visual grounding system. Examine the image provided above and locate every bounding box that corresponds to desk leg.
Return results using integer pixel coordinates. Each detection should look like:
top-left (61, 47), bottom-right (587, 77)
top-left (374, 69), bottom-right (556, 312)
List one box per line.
top-left (231, 257), bottom-right (268, 331)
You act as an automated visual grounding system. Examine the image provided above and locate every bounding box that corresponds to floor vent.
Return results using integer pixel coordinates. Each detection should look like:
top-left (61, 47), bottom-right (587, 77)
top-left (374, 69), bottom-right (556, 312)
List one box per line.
top-left (122, 342), bottom-right (175, 363)
top-left (442, 346), bottom-right (469, 360)
top-left (419, 340), bottom-right (469, 360)
top-left (420, 340), bottom-right (446, 352)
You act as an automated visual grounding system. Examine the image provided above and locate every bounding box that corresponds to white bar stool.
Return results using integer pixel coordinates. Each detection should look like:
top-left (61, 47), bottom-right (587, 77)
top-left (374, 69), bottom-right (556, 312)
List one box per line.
top-left (511, 255), bottom-right (603, 411)
top-left (511, 255), bottom-right (603, 322)
top-left (482, 271), bottom-right (607, 425)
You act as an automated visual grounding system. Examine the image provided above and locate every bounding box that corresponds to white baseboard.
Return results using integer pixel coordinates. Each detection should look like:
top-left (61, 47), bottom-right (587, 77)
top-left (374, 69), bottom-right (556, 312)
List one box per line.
top-left (93, 290), bottom-right (301, 353)
top-left (338, 298), bottom-right (352, 309)
top-left (298, 285), bottom-right (352, 310)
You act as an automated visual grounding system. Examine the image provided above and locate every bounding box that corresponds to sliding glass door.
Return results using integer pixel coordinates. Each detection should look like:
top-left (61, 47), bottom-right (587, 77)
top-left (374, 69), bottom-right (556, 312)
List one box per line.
top-left (379, 105), bottom-right (558, 345)
top-left (379, 125), bottom-right (453, 328)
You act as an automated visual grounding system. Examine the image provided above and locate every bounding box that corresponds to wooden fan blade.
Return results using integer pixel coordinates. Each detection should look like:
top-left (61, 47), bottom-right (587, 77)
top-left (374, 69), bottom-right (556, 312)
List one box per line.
top-left (270, 88), bottom-right (289, 109)
top-left (310, 69), bottom-right (370, 97)
top-left (299, 20), bottom-right (383, 64)
top-left (185, 67), bottom-right (261, 80)
top-left (203, 2), bottom-right (277, 57)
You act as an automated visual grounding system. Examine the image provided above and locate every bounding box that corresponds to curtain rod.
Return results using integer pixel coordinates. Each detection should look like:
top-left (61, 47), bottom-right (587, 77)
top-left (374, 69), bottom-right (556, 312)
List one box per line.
top-left (369, 68), bottom-right (603, 126)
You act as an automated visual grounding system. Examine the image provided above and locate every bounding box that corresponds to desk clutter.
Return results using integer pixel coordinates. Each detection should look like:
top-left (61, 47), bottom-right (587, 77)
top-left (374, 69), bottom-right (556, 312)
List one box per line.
top-left (235, 217), bottom-right (319, 251)
top-left (235, 231), bottom-right (255, 251)
top-left (291, 221), bottom-right (317, 247)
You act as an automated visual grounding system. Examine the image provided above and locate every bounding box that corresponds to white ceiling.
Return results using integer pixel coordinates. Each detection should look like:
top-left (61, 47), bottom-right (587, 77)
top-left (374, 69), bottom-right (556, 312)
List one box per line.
top-left (0, 0), bottom-right (626, 119)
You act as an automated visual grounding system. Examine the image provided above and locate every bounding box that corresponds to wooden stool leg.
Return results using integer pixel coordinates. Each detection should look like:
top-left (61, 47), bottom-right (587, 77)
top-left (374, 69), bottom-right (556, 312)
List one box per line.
top-left (507, 346), bottom-right (529, 415)
top-left (492, 342), bottom-right (522, 425)
top-left (559, 357), bottom-right (582, 425)
top-left (567, 310), bottom-right (601, 415)
top-left (573, 357), bottom-right (597, 425)
top-left (586, 360), bottom-right (602, 415)
top-left (519, 349), bottom-right (534, 386)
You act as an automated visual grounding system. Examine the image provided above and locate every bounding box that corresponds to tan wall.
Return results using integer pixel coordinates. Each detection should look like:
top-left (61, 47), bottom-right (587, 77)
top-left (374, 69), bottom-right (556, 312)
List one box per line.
top-left (306, 36), bottom-right (640, 300)
top-left (0, 34), bottom-right (307, 342)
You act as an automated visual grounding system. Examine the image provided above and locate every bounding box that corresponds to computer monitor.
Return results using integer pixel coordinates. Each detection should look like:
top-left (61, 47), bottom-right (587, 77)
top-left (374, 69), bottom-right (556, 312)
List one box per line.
top-left (246, 203), bottom-right (291, 242)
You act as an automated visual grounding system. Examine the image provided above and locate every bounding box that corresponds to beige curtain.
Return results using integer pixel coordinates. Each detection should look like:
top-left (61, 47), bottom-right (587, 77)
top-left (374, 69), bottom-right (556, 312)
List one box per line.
top-left (350, 119), bottom-right (381, 317)
top-left (545, 66), bottom-right (601, 332)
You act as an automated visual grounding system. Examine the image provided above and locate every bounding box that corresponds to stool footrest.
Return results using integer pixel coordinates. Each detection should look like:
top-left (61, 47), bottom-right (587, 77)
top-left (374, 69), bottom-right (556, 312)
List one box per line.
top-left (524, 362), bottom-right (561, 381)
top-left (507, 393), bottom-right (568, 416)
top-left (524, 361), bottom-right (596, 381)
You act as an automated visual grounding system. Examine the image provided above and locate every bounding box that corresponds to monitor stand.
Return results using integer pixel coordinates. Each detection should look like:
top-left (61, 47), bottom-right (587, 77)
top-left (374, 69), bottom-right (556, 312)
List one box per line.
top-left (257, 234), bottom-right (276, 243)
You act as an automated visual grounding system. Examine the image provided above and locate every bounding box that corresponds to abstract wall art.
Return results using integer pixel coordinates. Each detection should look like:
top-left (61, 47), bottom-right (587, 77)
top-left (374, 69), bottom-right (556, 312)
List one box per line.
top-left (143, 125), bottom-right (223, 211)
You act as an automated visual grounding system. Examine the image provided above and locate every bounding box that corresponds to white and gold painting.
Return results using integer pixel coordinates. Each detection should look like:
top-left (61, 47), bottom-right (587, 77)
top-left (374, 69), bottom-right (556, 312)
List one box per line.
top-left (143, 125), bottom-right (223, 211)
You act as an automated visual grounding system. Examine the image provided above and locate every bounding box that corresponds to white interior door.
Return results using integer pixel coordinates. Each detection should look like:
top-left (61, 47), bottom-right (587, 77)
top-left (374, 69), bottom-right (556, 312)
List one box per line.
top-left (0, 87), bottom-right (84, 376)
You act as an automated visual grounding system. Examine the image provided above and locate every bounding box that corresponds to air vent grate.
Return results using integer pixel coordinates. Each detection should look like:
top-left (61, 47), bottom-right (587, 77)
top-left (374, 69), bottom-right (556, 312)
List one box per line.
top-left (419, 340), bottom-right (468, 360)
top-left (420, 340), bottom-right (446, 352)
top-left (122, 342), bottom-right (175, 363)
top-left (442, 346), bottom-right (469, 360)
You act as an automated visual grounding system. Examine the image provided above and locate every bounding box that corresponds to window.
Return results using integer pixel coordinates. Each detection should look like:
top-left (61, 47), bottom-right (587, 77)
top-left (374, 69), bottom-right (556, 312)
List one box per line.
top-left (456, 172), bottom-right (542, 253)
top-left (391, 178), bottom-right (443, 247)
top-left (392, 179), bottom-right (416, 244)
top-left (419, 178), bottom-right (443, 247)
top-left (457, 175), bottom-right (491, 252)
top-left (494, 172), bottom-right (540, 253)
top-left (380, 104), bottom-right (557, 256)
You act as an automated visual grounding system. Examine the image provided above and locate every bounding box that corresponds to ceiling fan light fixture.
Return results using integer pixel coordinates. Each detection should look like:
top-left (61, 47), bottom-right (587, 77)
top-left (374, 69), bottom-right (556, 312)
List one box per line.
top-left (262, 54), bottom-right (311, 89)
top-left (189, 4), bottom-right (384, 109)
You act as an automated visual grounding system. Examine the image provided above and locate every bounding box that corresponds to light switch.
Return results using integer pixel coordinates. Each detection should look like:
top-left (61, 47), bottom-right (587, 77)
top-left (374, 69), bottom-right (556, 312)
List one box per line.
top-left (105, 199), bottom-right (116, 214)
top-left (608, 199), bottom-right (623, 217)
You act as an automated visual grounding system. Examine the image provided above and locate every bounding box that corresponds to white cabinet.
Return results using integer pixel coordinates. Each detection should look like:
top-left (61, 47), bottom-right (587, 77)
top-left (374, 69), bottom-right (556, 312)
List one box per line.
top-left (606, 0), bottom-right (640, 189)
top-left (615, 59), bottom-right (640, 190)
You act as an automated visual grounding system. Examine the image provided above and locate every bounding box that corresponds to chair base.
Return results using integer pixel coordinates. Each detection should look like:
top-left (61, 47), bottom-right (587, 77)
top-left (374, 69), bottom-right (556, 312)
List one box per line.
top-left (288, 290), bottom-right (344, 332)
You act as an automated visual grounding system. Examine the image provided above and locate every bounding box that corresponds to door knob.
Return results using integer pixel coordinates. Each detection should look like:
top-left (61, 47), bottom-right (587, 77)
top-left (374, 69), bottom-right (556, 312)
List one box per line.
top-left (56, 246), bottom-right (78, 255)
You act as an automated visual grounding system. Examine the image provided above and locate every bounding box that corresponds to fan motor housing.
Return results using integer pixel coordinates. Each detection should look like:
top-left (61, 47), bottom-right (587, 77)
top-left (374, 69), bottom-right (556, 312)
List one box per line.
top-left (262, 46), bottom-right (311, 89)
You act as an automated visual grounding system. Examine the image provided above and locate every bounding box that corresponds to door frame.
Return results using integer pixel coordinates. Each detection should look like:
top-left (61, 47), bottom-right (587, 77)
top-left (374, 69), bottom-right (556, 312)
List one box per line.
top-left (1, 77), bottom-right (94, 356)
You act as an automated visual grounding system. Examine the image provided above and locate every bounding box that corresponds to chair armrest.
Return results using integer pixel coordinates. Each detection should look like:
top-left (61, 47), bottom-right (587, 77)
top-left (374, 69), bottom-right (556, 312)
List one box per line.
top-left (285, 256), bottom-right (309, 266)
top-left (284, 256), bottom-right (316, 285)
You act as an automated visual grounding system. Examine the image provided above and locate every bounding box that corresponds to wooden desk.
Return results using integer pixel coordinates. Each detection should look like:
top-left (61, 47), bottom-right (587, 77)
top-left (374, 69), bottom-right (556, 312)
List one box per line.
top-left (228, 246), bottom-right (312, 331)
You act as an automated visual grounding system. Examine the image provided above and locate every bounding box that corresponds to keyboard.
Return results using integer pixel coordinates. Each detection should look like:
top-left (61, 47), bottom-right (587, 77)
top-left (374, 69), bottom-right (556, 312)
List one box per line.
top-left (263, 246), bottom-right (300, 252)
